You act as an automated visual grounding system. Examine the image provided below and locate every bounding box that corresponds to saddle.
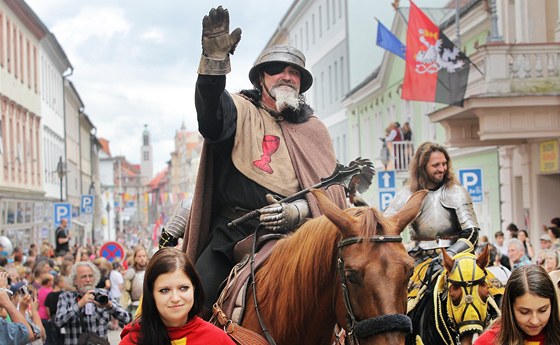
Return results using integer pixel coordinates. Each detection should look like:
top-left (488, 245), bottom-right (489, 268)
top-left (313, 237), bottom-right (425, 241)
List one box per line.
top-left (212, 233), bottom-right (284, 345)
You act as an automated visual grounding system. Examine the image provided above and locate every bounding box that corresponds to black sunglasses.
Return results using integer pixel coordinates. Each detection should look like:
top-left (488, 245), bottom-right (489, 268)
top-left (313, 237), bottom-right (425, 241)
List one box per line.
top-left (261, 63), bottom-right (290, 76)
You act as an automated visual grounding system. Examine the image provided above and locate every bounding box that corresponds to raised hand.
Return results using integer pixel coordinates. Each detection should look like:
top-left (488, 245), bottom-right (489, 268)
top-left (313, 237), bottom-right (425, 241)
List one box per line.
top-left (198, 6), bottom-right (242, 75)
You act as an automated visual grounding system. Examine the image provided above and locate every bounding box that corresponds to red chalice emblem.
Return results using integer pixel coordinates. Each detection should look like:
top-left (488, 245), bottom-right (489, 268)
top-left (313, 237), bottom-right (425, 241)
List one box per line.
top-left (253, 135), bottom-right (280, 174)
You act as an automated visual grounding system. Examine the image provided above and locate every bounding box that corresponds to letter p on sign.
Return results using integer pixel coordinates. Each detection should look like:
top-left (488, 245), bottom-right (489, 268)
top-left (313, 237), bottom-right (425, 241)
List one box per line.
top-left (458, 168), bottom-right (483, 203)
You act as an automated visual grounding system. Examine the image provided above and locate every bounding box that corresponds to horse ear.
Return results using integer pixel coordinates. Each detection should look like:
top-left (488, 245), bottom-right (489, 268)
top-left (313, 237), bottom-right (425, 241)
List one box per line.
top-left (389, 190), bottom-right (428, 233)
top-left (476, 244), bottom-right (490, 269)
top-left (310, 188), bottom-right (357, 235)
top-left (442, 248), bottom-right (454, 272)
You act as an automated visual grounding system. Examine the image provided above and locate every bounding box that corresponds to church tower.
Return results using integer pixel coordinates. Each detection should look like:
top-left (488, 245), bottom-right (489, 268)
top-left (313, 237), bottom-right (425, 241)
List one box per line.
top-left (140, 124), bottom-right (153, 184)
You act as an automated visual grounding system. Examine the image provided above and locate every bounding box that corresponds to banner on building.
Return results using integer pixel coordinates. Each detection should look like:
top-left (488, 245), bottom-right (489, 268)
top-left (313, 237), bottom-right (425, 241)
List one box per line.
top-left (402, 1), bottom-right (470, 106)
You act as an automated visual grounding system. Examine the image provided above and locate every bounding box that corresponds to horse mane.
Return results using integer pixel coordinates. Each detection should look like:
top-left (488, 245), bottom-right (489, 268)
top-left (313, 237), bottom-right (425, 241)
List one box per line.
top-left (253, 206), bottom-right (393, 340)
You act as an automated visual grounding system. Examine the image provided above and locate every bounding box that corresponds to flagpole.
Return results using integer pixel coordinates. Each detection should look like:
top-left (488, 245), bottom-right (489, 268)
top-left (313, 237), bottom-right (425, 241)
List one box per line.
top-left (391, 0), bottom-right (408, 25)
top-left (455, 0), bottom-right (461, 46)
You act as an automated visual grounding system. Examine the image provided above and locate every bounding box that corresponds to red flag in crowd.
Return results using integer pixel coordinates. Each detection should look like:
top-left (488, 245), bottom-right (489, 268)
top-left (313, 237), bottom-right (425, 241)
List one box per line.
top-left (402, 1), bottom-right (469, 106)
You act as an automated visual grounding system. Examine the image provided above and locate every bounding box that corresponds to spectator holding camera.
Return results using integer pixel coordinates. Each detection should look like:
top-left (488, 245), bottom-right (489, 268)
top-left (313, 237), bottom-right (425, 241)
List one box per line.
top-left (55, 261), bottom-right (129, 345)
top-left (0, 271), bottom-right (34, 345)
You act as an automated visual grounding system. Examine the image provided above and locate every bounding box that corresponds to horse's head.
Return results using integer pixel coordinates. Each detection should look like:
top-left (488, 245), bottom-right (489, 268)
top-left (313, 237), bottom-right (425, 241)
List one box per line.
top-left (312, 188), bottom-right (428, 345)
top-left (442, 245), bottom-right (491, 343)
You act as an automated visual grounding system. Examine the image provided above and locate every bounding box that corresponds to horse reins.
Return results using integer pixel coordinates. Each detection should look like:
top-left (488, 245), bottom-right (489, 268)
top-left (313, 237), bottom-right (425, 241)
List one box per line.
top-left (249, 227), bottom-right (277, 345)
top-left (337, 235), bottom-right (413, 344)
top-left (248, 232), bottom-right (413, 345)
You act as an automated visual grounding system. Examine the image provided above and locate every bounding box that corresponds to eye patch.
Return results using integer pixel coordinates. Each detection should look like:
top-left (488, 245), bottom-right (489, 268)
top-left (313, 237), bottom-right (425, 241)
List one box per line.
top-left (262, 63), bottom-right (290, 76)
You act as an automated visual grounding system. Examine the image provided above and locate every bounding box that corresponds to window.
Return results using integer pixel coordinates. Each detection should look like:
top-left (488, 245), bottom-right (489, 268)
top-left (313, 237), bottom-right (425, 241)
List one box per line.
top-left (334, 61), bottom-right (338, 100)
top-left (320, 71), bottom-right (325, 108)
top-left (6, 19), bottom-right (11, 72)
top-left (0, 120), bottom-right (3, 155)
top-left (340, 57), bottom-right (344, 96)
top-left (19, 33), bottom-right (23, 83)
top-left (342, 134), bottom-right (347, 163)
top-left (305, 21), bottom-right (309, 51)
top-left (13, 26), bottom-right (17, 79)
top-left (319, 6), bottom-right (322, 37)
top-left (326, 0), bottom-right (330, 30)
top-left (33, 46), bottom-right (37, 92)
top-left (328, 65), bottom-right (332, 104)
top-left (0, 13), bottom-right (4, 67)
top-left (312, 14), bottom-right (315, 44)
top-left (6, 201), bottom-right (16, 224)
top-left (26, 40), bottom-right (31, 88)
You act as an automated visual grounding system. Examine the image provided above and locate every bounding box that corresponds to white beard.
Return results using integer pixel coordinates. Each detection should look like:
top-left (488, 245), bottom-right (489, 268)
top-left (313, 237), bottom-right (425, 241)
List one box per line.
top-left (78, 284), bottom-right (95, 296)
top-left (270, 85), bottom-right (299, 111)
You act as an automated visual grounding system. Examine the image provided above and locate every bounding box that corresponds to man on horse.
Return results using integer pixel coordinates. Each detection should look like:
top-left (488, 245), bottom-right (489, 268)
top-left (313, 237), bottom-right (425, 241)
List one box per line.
top-left (384, 141), bottom-right (479, 263)
top-left (167, 6), bottom-right (347, 317)
top-left (384, 141), bottom-right (489, 344)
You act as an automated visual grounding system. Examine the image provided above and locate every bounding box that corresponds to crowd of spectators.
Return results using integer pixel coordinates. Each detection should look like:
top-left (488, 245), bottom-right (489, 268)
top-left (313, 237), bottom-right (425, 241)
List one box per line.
top-left (0, 238), bottom-right (148, 345)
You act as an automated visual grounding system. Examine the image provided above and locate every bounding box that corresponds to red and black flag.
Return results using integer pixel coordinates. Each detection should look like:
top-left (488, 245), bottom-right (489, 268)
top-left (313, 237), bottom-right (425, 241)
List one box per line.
top-left (402, 1), bottom-right (469, 107)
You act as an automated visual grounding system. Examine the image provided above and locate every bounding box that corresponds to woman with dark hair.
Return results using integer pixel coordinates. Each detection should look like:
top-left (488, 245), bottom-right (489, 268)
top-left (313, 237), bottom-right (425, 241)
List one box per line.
top-left (119, 248), bottom-right (234, 345)
top-left (474, 264), bottom-right (560, 345)
top-left (506, 222), bottom-right (519, 239)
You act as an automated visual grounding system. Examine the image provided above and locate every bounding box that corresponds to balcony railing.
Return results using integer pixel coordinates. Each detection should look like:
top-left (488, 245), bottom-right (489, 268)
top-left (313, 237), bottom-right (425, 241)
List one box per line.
top-left (467, 43), bottom-right (560, 97)
top-left (385, 141), bottom-right (414, 172)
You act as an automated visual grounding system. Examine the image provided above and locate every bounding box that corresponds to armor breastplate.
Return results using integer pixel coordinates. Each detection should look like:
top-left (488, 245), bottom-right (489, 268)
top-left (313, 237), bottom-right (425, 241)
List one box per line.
top-left (410, 186), bottom-right (459, 241)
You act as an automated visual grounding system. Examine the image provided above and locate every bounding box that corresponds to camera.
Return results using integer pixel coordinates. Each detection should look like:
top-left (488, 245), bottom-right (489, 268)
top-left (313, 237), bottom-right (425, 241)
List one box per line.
top-left (91, 291), bottom-right (109, 305)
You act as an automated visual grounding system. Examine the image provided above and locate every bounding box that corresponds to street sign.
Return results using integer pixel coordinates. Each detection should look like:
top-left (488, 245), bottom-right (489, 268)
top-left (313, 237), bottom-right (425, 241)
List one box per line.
top-left (458, 168), bottom-right (483, 203)
top-left (99, 241), bottom-right (125, 262)
top-left (379, 190), bottom-right (396, 211)
top-left (54, 203), bottom-right (72, 227)
top-left (378, 171), bottom-right (396, 190)
top-left (81, 195), bottom-right (94, 214)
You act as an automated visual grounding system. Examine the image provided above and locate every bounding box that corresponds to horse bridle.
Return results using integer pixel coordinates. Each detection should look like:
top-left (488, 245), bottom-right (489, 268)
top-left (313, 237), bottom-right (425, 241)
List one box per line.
top-left (446, 257), bottom-right (488, 332)
top-left (337, 235), bottom-right (413, 344)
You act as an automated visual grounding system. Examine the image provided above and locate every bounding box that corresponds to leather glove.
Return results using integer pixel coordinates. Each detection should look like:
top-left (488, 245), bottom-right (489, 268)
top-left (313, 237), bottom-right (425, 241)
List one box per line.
top-left (259, 194), bottom-right (310, 233)
top-left (198, 6), bottom-right (242, 75)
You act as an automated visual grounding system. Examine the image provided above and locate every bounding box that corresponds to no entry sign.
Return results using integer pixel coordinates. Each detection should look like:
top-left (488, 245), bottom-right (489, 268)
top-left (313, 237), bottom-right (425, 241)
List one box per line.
top-left (99, 241), bottom-right (125, 262)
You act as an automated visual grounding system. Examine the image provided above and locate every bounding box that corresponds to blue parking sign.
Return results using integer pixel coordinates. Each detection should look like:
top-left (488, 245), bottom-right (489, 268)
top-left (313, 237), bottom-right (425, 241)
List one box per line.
top-left (54, 203), bottom-right (72, 227)
top-left (379, 190), bottom-right (396, 211)
top-left (81, 195), bottom-right (94, 214)
top-left (458, 168), bottom-right (483, 203)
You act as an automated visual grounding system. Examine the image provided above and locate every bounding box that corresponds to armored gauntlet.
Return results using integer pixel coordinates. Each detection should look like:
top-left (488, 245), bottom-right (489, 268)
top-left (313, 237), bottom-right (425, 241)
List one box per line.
top-left (259, 195), bottom-right (310, 233)
top-left (198, 6), bottom-right (242, 75)
top-left (159, 198), bottom-right (190, 249)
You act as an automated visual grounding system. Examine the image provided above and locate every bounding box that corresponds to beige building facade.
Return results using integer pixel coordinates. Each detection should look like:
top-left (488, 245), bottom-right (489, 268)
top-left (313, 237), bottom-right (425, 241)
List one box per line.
top-left (429, 0), bottom-right (560, 240)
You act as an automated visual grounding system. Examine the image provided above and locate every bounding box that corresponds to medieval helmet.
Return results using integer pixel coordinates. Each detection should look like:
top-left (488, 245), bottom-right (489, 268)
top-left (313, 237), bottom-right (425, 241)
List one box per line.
top-left (249, 44), bottom-right (313, 94)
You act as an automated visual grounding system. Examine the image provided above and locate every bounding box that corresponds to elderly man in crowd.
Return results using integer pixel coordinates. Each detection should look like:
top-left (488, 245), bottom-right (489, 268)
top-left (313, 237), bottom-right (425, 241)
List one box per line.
top-left (508, 238), bottom-right (532, 270)
top-left (55, 261), bottom-right (129, 345)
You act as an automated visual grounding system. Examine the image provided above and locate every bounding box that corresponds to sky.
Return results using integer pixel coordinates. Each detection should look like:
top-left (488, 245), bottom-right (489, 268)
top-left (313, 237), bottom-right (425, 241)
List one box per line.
top-left (24, 0), bottom-right (449, 174)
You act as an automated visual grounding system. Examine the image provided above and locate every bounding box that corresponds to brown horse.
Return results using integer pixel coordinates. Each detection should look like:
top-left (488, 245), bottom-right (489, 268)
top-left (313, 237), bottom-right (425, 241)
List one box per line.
top-left (238, 188), bottom-right (428, 345)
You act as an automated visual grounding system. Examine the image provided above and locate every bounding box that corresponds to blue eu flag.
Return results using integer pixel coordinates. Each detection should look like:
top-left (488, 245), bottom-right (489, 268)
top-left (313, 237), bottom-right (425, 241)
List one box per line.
top-left (376, 20), bottom-right (406, 60)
